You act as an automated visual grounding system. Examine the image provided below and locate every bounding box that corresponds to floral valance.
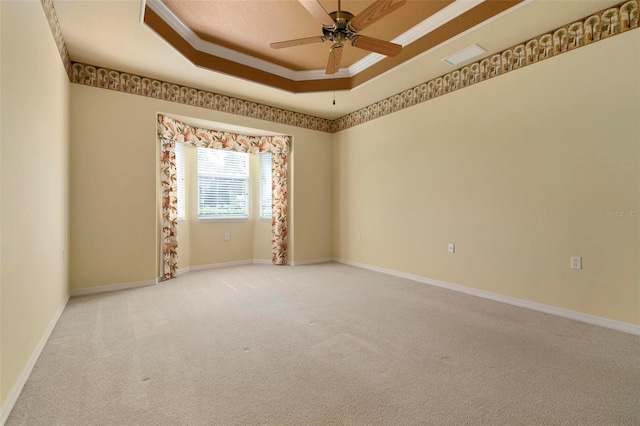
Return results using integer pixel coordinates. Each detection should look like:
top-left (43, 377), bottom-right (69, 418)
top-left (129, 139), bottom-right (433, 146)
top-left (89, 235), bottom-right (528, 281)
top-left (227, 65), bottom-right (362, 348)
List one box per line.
top-left (158, 114), bottom-right (290, 154)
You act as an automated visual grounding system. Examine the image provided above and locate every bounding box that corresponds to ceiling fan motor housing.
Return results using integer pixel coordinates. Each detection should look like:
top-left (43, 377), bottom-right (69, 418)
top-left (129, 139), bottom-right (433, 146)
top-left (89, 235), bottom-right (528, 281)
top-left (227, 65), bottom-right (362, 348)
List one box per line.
top-left (322, 10), bottom-right (356, 45)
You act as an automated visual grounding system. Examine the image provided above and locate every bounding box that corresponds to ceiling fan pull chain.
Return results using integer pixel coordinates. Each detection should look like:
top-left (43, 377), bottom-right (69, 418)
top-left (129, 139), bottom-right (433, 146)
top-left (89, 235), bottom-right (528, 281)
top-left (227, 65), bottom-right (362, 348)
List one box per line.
top-left (332, 72), bottom-right (336, 105)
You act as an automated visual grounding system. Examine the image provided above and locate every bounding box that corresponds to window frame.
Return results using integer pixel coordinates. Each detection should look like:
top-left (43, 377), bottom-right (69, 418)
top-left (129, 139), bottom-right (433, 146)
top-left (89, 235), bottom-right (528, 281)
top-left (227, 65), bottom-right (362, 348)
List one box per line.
top-left (196, 148), bottom-right (250, 221)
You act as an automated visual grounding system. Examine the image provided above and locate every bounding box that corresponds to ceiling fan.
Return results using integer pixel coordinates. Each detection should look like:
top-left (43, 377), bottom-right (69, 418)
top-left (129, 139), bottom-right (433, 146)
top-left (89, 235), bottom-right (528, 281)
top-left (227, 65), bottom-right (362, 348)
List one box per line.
top-left (270, 0), bottom-right (406, 75)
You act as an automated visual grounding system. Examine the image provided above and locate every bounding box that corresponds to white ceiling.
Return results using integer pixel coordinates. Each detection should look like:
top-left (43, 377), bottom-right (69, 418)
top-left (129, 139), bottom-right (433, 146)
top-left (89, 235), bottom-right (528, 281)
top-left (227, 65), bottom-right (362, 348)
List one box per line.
top-left (53, 0), bottom-right (621, 120)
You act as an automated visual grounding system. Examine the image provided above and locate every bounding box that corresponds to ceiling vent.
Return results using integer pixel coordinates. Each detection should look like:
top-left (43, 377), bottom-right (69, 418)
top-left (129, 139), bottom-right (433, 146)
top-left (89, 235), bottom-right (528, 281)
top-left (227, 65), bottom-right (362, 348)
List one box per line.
top-left (443, 44), bottom-right (487, 66)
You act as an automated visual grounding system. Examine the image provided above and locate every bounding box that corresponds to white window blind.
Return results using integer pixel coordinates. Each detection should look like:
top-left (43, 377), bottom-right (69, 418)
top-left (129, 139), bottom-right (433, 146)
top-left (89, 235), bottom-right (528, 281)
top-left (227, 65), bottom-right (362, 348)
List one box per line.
top-left (260, 153), bottom-right (272, 219)
top-left (175, 142), bottom-right (186, 220)
top-left (197, 148), bottom-right (249, 218)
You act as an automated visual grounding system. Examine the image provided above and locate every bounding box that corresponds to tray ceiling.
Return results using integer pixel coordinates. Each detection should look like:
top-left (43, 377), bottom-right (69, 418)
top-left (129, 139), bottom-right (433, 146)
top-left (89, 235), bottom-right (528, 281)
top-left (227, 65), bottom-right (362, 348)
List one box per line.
top-left (144, 0), bottom-right (522, 92)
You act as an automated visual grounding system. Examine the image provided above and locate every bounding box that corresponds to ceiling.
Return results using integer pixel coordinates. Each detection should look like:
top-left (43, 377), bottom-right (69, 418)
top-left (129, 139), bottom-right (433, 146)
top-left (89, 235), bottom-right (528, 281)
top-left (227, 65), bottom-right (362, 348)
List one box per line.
top-left (143, 0), bottom-right (521, 92)
top-left (53, 0), bottom-right (622, 120)
top-left (157, 0), bottom-right (445, 71)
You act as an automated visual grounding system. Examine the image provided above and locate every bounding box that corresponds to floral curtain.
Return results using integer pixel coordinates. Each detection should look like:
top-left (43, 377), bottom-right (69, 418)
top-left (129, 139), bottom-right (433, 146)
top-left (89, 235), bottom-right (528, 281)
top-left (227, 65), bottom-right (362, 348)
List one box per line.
top-left (157, 114), bottom-right (290, 279)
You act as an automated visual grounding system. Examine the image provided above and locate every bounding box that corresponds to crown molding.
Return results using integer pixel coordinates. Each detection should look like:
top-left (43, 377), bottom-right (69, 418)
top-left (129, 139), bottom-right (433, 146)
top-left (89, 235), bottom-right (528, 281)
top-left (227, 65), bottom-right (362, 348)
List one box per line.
top-left (145, 0), bottom-right (486, 81)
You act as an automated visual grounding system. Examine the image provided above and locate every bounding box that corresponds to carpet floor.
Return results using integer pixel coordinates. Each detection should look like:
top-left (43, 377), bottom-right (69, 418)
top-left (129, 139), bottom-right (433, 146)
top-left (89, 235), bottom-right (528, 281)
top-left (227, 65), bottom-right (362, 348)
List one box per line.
top-left (7, 263), bottom-right (640, 425)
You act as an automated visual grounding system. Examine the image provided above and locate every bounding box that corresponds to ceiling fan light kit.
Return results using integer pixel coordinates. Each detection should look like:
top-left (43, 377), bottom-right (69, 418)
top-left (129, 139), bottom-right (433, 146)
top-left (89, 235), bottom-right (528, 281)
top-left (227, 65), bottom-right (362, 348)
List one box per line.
top-left (270, 0), bottom-right (406, 74)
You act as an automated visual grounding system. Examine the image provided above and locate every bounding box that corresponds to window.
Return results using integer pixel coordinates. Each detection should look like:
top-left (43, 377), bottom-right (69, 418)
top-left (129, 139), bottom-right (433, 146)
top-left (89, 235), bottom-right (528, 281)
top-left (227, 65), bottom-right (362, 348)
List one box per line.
top-left (260, 153), bottom-right (272, 219)
top-left (197, 148), bottom-right (249, 219)
top-left (175, 142), bottom-right (186, 220)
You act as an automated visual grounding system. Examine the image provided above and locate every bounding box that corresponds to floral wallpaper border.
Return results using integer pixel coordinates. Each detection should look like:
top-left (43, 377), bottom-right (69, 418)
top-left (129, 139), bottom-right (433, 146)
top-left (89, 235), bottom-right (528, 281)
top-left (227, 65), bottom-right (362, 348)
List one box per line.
top-left (69, 60), bottom-right (334, 132)
top-left (43, 0), bottom-right (637, 134)
top-left (40, 0), bottom-right (72, 78)
top-left (333, 0), bottom-right (638, 132)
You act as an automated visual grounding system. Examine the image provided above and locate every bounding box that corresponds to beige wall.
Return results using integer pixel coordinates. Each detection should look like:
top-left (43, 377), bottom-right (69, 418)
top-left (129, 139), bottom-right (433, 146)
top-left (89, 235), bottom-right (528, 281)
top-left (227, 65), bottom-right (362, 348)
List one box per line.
top-left (334, 30), bottom-right (640, 325)
top-left (290, 133), bottom-right (334, 262)
top-left (0, 0), bottom-right (70, 405)
top-left (70, 84), bottom-right (333, 288)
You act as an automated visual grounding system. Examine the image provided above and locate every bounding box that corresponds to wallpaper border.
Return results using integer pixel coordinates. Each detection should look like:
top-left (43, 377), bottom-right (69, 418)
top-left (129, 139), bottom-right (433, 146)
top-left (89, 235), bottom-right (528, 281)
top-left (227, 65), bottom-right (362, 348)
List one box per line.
top-left (334, 0), bottom-right (638, 132)
top-left (40, 0), bottom-right (72, 78)
top-left (42, 0), bottom-right (638, 134)
top-left (68, 62), bottom-right (334, 133)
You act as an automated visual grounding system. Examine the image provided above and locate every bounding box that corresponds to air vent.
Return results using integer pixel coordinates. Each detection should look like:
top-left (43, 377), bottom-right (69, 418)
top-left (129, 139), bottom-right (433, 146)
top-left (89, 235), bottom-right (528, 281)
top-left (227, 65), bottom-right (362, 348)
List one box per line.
top-left (443, 44), bottom-right (487, 66)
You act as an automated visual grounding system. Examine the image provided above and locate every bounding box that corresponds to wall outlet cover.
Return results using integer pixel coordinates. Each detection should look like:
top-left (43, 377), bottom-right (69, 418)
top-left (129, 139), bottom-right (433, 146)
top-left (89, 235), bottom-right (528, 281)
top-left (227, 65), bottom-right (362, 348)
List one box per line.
top-left (571, 256), bottom-right (582, 270)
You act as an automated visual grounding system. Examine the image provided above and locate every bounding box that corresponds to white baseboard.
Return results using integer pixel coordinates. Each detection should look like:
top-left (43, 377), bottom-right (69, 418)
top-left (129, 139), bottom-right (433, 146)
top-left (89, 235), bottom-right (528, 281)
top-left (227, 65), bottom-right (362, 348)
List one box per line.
top-left (288, 257), bottom-right (333, 266)
top-left (188, 259), bottom-right (254, 272)
top-left (70, 279), bottom-right (157, 297)
top-left (176, 267), bottom-right (191, 276)
top-left (333, 258), bottom-right (640, 336)
top-left (89, 261), bottom-right (265, 286)
top-left (180, 259), bottom-right (272, 272)
top-left (0, 292), bottom-right (70, 426)
top-left (179, 258), bottom-right (331, 270)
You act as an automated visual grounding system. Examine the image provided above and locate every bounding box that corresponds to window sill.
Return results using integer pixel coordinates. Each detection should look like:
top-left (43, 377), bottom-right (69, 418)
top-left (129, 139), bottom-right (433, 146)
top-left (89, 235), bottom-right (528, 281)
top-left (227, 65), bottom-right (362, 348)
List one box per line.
top-left (198, 217), bottom-right (249, 223)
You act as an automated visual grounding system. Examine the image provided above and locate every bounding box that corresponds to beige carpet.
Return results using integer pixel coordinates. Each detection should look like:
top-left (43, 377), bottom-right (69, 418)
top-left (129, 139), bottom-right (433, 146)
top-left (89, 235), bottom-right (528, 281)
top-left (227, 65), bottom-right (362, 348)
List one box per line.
top-left (7, 263), bottom-right (639, 425)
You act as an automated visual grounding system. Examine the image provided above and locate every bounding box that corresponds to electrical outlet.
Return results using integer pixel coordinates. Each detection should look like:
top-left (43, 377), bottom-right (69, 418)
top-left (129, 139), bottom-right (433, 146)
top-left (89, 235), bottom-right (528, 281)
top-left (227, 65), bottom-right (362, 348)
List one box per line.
top-left (224, 233), bottom-right (230, 241)
top-left (357, 232), bottom-right (361, 241)
top-left (571, 256), bottom-right (582, 270)
top-left (448, 243), bottom-right (455, 253)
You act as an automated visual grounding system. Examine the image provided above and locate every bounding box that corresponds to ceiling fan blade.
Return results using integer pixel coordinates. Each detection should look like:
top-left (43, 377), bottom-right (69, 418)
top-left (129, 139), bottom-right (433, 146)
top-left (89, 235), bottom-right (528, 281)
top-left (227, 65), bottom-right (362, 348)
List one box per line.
top-left (325, 45), bottom-right (343, 75)
top-left (351, 35), bottom-right (402, 56)
top-left (349, 0), bottom-right (407, 31)
top-left (270, 36), bottom-right (326, 49)
top-left (298, 0), bottom-right (335, 28)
